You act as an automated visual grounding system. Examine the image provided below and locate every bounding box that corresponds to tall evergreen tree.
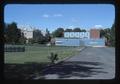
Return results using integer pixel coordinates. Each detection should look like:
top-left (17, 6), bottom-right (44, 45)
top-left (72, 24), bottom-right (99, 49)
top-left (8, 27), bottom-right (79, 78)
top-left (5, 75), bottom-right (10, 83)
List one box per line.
top-left (5, 22), bottom-right (21, 44)
top-left (45, 28), bottom-right (51, 42)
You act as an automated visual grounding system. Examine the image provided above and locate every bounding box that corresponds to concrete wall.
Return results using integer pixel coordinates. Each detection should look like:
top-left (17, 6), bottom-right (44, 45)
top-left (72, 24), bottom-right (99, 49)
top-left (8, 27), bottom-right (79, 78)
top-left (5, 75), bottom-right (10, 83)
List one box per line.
top-left (55, 38), bottom-right (80, 46)
top-left (81, 39), bottom-right (105, 46)
top-left (55, 38), bottom-right (105, 47)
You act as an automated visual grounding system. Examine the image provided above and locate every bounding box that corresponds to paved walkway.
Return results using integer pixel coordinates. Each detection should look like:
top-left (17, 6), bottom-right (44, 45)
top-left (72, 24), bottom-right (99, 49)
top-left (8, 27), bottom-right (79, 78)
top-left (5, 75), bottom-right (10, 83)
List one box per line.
top-left (34, 47), bottom-right (115, 79)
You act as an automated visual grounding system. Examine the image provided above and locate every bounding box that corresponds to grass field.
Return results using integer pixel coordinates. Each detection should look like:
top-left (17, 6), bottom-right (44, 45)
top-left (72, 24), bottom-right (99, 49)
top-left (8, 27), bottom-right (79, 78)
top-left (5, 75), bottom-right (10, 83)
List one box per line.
top-left (5, 45), bottom-right (82, 64)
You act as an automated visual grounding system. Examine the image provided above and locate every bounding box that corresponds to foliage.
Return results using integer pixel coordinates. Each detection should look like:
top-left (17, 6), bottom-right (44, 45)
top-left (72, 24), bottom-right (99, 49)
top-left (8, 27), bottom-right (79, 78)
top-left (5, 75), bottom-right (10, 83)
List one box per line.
top-left (81, 29), bottom-right (86, 32)
top-left (28, 38), bottom-right (34, 44)
top-left (100, 29), bottom-right (105, 38)
top-left (4, 22), bottom-right (52, 45)
top-left (73, 28), bottom-right (81, 32)
top-left (110, 24), bottom-right (115, 46)
top-left (33, 28), bottom-right (51, 44)
top-left (19, 32), bottom-right (27, 44)
top-left (48, 52), bottom-right (59, 64)
top-left (33, 29), bottom-right (44, 44)
top-left (64, 28), bottom-right (73, 32)
top-left (44, 28), bottom-right (51, 42)
top-left (100, 23), bottom-right (115, 47)
top-left (52, 28), bottom-right (64, 37)
top-left (4, 22), bottom-right (25, 44)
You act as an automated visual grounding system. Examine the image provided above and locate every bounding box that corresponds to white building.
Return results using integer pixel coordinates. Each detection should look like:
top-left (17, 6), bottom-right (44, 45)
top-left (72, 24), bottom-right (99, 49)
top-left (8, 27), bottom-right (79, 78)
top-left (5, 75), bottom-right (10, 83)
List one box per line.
top-left (64, 32), bottom-right (90, 39)
top-left (21, 29), bottom-right (33, 39)
top-left (18, 26), bottom-right (34, 43)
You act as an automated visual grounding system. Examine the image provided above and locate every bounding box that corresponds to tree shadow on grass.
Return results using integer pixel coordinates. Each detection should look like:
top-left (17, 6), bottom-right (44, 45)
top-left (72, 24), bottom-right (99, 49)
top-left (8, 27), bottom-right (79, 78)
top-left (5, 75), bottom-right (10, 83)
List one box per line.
top-left (4, 61), bottom-right (107, 79)
top-left (39, 61), bottom-right (107, 79)
top-left (4, 62), bottom-right (51, 80)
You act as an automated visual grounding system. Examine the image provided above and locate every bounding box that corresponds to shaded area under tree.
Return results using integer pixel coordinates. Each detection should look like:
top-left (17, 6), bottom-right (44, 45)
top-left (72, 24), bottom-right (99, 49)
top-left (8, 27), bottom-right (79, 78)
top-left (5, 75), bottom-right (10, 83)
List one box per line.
top-left (4, 61), bottom-right (107, 79)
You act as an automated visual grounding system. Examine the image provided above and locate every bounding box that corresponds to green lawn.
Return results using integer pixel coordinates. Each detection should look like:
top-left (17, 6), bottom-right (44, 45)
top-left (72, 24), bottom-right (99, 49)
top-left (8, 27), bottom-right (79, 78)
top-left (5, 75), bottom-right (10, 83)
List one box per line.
top-left (5, 45), bottom-right (82, 64)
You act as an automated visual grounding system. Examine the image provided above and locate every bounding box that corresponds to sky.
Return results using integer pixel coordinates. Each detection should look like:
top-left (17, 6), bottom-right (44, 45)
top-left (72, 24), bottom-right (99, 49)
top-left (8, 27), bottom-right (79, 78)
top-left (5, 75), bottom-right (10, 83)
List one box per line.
top-left (4, 4), bottom-right (115, 33)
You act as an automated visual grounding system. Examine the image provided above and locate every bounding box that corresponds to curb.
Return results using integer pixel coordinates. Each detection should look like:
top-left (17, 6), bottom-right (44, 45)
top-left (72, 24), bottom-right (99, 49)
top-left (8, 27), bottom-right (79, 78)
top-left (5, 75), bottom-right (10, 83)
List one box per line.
top-left (55, 46), bottom-right (86, 64)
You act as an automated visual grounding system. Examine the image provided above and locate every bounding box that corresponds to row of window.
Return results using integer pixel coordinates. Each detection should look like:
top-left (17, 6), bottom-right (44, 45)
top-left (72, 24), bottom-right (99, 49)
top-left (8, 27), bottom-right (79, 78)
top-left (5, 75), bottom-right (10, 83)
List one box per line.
top-left (64, 32), bottom-right (90, 38)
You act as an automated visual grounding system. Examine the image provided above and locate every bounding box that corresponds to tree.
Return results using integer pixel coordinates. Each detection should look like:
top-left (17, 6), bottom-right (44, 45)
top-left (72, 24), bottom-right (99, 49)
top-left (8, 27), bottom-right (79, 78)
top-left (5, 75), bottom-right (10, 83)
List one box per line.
top-left (28, 38), bottom-right (34, 44)
top-left (52, 28), bottom-right (64, 37)
top-left (33, 29), bottom-right (45, 44)
top-left (110, 23), bottom-right (115, 46)
top-left (73, 28), bottom-right (81, 32)
top-left (81, 29), bottom-right (86, 32)
top-left (4, 22), bottom-right (22, 44)
top-left (4, 23), bottom-right (9, 43)
top-left (100, 26), bottom-right (115, 47)
top-left (100, 29), bottom-right (106, 38)
top-left (19, 32), bottom-right (27, 44)
top-left (104, 28), bottom-right (111, 34)
top-left (100, 28), bottom-right (111, 46)
top-left (45, 28), bottom-right (51, 42)
top-left (64, 28), bottom-right (72, 32)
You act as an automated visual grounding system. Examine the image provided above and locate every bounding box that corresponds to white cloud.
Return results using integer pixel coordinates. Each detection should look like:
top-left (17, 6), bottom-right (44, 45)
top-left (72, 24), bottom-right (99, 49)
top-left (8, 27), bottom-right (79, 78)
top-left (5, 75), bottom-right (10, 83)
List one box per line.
top-left (94, 25), bottom-right (103, 28)
top-left (42, 14), bottom-right (49, 18)
top-left (53, 14), bottom-right (63, 17)
top-left (42, 14), bottom-right (63, 18)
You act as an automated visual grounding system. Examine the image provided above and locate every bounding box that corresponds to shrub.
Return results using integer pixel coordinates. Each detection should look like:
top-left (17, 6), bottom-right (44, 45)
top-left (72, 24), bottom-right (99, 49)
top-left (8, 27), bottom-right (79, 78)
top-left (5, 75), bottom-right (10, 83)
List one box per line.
top-left (48, 52), bottom-right (59, 64)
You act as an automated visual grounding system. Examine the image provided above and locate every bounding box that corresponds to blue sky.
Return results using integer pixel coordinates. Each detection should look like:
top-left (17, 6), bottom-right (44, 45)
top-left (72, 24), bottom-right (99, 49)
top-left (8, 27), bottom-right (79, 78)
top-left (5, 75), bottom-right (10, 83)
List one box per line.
top-left (4, 4), bottom-right (115, 32)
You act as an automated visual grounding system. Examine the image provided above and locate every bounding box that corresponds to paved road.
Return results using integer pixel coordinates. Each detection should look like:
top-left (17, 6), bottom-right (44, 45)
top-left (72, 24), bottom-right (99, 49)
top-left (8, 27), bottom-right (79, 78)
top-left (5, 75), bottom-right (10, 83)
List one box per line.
top-left (34, 47), bottom-right (115, 79)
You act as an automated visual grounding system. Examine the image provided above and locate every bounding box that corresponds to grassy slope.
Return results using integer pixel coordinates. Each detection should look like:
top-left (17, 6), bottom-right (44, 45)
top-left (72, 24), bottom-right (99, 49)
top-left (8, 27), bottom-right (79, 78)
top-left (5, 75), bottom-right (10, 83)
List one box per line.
top-left (5, 45), bottom-right (81, 64)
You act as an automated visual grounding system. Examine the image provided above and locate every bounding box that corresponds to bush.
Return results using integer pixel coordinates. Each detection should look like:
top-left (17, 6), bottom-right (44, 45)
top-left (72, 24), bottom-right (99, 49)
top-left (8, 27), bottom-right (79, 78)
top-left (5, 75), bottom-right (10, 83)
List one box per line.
top-left (5, 46), bottom-right (25, 52)
top-left (48, 52), bottom-right (59, 64)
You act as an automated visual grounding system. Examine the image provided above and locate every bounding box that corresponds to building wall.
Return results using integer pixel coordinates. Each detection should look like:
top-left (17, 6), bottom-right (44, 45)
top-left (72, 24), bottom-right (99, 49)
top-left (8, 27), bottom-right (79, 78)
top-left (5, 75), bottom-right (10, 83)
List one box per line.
top-left (81, 39), bottom-right (105, 46)
top-left (90, 29), bottom-right (100, 39)
top-left (64, 32), bottom-right (90, 39)
top-left (55, 29), bottom-right (104, 47)
top-left (21, 30), bottom-right (33, 39)
top-left (55, 38), bottom-right (80, 46)
top-left (55, 38), bottom-right (105, 47)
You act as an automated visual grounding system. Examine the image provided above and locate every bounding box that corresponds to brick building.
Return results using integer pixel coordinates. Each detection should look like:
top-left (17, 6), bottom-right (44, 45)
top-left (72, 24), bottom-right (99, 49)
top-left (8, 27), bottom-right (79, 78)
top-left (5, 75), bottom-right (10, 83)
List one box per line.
top-left (90, 29), bottom-right (100, 39)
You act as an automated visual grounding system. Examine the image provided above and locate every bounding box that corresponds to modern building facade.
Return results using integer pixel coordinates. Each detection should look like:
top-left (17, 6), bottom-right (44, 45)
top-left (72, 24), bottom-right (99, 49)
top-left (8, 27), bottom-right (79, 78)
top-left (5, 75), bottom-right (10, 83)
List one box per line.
top-left (55, 29), bottom-right (105, 47)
